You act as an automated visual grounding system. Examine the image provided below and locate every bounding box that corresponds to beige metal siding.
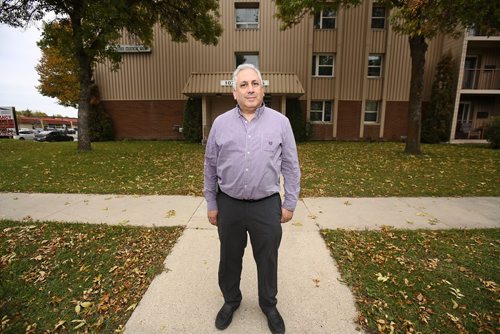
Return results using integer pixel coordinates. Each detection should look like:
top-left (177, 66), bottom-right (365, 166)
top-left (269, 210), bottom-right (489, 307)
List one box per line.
top-left (311, 78), bottom-right (335, 99)
top-left (368, 29), bottom-right (387, 53)
top-left (94, 0), bottom-right (459, 114)
top-left (313, 30), bottom-right (337, 51)
top-left (422, 36), bottom-right (444, 100)
top-left (337, 5), bottom-right (368, 100)
top-left (384, 29), bottom-right (411, 101)
top-left (95, 1), bottom-right (311, 101)
top-left (366, 79), bottom-right (383, 99)
top-left (443, 34), bottom-right (464, 60)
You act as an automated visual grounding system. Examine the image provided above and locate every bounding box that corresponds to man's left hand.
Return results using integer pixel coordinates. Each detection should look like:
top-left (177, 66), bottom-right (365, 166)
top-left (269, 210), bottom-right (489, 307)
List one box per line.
top-left (281, 208), bottom-right (293, 224)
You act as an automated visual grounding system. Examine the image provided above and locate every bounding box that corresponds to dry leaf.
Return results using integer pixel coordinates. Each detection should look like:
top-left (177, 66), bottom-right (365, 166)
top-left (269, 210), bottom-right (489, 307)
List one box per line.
top-left (165, 210), bottom-right (176, 218)
top-left (376, 272), bottom-right (390, 282)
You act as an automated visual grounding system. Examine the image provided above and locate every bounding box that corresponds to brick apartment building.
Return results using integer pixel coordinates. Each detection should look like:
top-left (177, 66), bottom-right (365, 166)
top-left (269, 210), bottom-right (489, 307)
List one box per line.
top-left (94, 0), bottom-right (500, 142)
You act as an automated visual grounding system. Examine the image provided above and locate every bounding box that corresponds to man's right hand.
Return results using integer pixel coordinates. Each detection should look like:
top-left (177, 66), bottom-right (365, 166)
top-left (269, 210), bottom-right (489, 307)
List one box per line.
top-left (208, 210), bottom-right (218, 226)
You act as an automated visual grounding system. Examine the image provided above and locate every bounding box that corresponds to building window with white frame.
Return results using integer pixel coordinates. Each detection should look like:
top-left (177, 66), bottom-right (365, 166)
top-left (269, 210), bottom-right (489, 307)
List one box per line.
top-left (314, 9), bottom-right (336, 29)
top-left (312, 54), bottom-right (335, 77)
top-left (310, 101), bottom-right (333, 122)
top-left (235, 53), bottom-right (259, 68)
top-left (364, 101), bottom-right (380, 123)
top-left (368, 54), bottom-right (383, 77)
top-left (235, 3), bottom-right (259, 29)
top-left (371, 5), bottom-right (386, 29)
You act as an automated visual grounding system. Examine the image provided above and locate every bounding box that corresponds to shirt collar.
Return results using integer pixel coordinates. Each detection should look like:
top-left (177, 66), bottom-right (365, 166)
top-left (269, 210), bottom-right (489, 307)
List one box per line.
top-left (236, 103), bottom-right (266, 120)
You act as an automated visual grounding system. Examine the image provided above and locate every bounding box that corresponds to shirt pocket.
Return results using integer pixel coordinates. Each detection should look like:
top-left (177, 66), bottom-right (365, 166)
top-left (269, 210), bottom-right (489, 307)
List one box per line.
top-left (261, 133), bottom-right (281, 153)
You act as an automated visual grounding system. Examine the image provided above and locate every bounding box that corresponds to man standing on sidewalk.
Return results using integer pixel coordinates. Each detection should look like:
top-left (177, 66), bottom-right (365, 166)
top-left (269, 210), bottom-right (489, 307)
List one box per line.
top-left (203, 64), bottom-right (301, 334)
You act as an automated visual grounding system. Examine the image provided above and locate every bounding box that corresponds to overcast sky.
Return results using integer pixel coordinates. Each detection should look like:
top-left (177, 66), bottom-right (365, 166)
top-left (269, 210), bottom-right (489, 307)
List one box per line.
top-left (0, 23), bottom-right (78, 118)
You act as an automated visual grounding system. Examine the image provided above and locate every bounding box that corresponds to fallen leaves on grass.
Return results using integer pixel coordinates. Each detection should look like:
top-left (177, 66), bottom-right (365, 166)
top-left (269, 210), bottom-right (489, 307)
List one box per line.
top-left (1, 141), bottom-right (499, 197)
top-left (0, 220), bottom-right (184, 333)
top-left (321, 228), bottom-right (499, 334)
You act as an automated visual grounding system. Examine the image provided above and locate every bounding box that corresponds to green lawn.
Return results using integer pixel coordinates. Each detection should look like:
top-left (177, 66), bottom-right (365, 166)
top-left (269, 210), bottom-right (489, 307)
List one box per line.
top-left (0, 140), bottom-right (498, 196)
top-left (0, 219), bottom-right (183, 333)
top-left (1, 139), bottom-right (498, 333)
top-left (322, 228), bottom-right (499, 334)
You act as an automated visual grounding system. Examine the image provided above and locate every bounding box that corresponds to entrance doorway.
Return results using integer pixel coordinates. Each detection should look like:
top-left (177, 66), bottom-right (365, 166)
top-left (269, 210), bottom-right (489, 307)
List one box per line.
top-left (463, 56), bottom-right (478, 89)
top-left (456, 101), bottom-right (474, 139)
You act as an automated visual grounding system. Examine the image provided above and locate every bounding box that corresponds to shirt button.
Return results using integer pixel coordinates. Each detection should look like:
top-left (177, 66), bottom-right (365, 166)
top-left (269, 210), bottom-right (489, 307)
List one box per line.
top-left (245, 168), bottom-right (248, 171)
top-left (244, 185), bottom-right (247, 188)
top-left (247, 151), bottom-right (250, 154)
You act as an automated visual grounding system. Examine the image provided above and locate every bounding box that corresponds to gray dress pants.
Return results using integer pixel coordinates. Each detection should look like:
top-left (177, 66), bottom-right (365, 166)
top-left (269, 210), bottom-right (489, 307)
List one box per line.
top-left (216, 191), bottom-right (282, 312)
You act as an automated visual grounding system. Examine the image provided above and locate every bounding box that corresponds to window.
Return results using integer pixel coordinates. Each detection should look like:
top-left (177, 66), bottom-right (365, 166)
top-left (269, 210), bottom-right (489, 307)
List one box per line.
top-left (235, 53), bottom-right (259, 68)
top-left (312, 54), bottom-right (335, 77)
top-left (477, 111), bottom-right (489, 119)
top-left (314, 9), bottom-right (336, 29)
top-left (310, 101), bottom-right (333, 122)
top-left (264, 94), bottom-right (272, 107)
top-left (235, 3), bottom-right (259, 29)
top-left (364, 101), bottom-right (380, 123)
top-left (371, 5), bottom-right (386, 29)
top-left (368, 55), bottom-right (383, 77)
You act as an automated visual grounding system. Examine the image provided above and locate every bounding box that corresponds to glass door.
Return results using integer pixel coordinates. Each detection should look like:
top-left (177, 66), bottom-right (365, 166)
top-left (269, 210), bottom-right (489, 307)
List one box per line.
top-left (456, 101), bottom-right (473, 138)
top-left (463, 56), bottom-right (478, 89)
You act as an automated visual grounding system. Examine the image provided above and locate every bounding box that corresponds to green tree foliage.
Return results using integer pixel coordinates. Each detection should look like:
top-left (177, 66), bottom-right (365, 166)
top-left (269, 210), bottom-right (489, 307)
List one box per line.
top-left (484, 117), bottom-right (500, 149)
top-left (421, 52), bottom-right (457, 143)
top-left (16, 110), bottom-right (48, 117)
top-left (275, 0), bottom-right (499, 154)
top-left (88, 85), bottom-right (114, 142)
top-left (183, 98), bottom-right (202, 143)
top-left (286, 98), bottom-right (309, 142)
top-left (36, 22), bottom-right (80, 108)
top-left (0, 0), bottom-right (222, 151)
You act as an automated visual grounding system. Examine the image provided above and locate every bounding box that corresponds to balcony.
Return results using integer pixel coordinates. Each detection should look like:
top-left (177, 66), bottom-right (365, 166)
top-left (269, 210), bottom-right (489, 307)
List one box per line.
top-left (462, 69), bottom-right (500, 91)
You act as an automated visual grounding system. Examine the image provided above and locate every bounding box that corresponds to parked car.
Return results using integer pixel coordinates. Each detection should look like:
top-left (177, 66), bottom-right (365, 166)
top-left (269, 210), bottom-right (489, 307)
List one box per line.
top-left (13, 130), bottom-right (36, 140)
top-left (35, 131), bottom-right (75, 142)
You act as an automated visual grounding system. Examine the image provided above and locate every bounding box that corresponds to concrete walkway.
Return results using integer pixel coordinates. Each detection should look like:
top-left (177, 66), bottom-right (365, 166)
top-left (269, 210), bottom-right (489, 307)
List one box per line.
top-left (1, 193), bottom-right (499, 333)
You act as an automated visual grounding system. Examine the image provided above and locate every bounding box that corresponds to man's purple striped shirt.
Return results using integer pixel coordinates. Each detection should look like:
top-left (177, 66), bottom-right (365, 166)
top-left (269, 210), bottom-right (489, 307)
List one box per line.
top-left (204, 105), bottom-right (301, 212)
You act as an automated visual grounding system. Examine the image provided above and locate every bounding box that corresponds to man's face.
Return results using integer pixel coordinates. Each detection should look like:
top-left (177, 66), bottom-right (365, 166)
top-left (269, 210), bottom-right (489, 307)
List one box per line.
top-left (232, 68), bottom-right (264, 113)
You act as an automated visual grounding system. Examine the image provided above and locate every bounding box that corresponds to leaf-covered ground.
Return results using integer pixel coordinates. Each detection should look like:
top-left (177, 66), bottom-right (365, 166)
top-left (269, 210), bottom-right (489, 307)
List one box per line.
top-left (299, 142), bottom-right (499, 197)
top-left (322, 228), bottom-right (499, 334)
top-left (0, 140), bottom-right (498, 197)
top-left (0, 219), bottom-right (183, 333)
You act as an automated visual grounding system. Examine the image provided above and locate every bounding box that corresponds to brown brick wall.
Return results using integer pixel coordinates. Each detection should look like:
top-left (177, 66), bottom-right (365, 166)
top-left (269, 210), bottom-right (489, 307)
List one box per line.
top-left (337, 101), bottom-right (362, 140)
top-left (102, 100), bottom-right (185, 140)
top-left (383, 101), bottom-right (408, 141)
top-left (310, 123), bottom-right (335, 140)
top-left (101, 99), bottom-right (411, 142)
top-left (363, 124), bottom-right (381, 140)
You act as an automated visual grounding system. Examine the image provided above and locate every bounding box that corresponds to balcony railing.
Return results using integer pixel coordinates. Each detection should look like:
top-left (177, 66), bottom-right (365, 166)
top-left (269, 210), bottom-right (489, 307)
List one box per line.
top-left (462, 69), bottom-right (500, 90)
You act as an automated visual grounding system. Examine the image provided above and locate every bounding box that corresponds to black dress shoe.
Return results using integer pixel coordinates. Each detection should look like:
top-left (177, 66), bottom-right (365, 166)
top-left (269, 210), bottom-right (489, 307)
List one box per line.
top-left (215, 303), bottom-right (239, 330)
top-left (265, 308), bottom-right (285, 334)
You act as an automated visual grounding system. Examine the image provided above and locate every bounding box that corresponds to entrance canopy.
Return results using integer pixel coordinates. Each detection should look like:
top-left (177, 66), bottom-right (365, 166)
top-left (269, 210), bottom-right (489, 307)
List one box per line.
top-left (182, 72), bottom-right (305, 97)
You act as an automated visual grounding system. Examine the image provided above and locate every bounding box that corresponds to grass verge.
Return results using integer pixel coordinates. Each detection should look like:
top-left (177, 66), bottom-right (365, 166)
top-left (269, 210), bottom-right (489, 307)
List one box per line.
top-left (321, 228), bottom-right (499, 334)
top-left (0, 219), bottom-right (184, 333)
top-left (0, 140), bottom-right (498, 197)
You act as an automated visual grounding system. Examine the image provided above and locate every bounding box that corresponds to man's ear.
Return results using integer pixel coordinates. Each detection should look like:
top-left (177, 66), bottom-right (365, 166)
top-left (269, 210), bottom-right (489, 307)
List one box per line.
top-left (232, 91), bottom-right (237, 99)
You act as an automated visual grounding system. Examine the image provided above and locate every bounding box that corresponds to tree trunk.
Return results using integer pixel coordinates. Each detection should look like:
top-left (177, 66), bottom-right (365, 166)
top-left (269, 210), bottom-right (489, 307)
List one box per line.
top-left (77, 52), bottom-right (92, 151)
top-left (405, 35), bottom-right (428, 155)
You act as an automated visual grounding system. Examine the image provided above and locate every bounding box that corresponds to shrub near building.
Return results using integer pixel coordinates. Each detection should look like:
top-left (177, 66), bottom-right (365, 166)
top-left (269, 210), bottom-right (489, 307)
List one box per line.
top-left (484, 116), bottom-right (500, 149)
top-left (421, 52), bottom-right (457, 143)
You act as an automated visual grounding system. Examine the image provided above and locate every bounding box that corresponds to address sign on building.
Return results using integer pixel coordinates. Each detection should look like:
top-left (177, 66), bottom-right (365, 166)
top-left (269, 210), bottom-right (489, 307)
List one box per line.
top-left (220, 80), bottom-right (269, 87)
top-left (115, 45), bottom-right (151, 53)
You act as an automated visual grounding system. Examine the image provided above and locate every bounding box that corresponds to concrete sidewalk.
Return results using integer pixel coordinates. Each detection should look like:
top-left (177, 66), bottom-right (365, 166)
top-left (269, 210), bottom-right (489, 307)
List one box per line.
top-left (1, 193), bottom-right (499, 333)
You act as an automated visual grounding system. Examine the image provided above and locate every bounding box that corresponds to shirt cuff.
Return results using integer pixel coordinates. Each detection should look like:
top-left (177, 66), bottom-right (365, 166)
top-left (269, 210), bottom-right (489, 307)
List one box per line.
top-left (282, 199), bottom-right (297, 212)
top-left (207, 199), bottom-right (218, 212)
